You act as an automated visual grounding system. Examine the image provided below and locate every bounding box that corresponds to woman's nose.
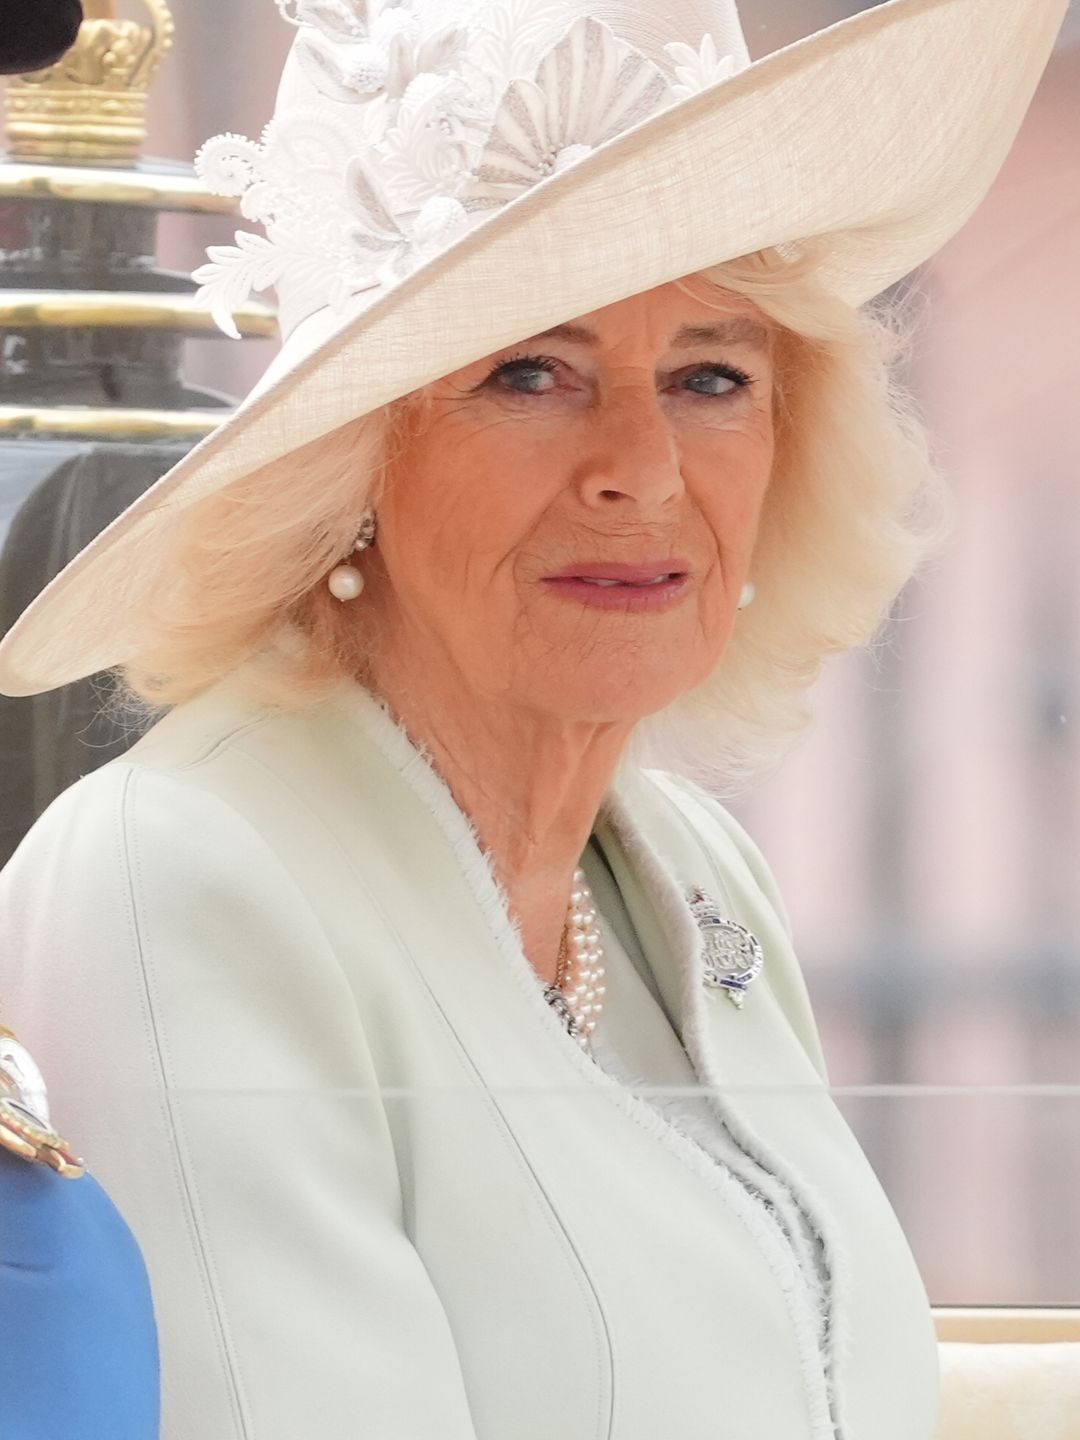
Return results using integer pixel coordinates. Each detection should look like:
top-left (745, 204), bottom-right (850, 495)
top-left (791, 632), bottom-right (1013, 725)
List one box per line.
top-left (577, 393), bottom-right (684, 512)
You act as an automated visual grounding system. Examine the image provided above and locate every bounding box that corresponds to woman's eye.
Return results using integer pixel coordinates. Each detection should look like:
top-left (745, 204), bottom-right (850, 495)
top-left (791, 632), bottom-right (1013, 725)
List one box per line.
top-left (678, 364), bottom-right (752, 398)
top-left (484, 355), bottom-right (560, 394)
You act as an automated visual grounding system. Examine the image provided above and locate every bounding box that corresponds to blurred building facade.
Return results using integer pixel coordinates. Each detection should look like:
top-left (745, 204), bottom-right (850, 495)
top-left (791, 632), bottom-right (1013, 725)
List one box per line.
top-left (733, 1), bottom-right (1080, 1304)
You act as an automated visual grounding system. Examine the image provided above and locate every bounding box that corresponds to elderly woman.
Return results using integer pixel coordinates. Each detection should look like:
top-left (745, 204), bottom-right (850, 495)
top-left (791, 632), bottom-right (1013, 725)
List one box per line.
top-left (0, 1), bottom-right (1065, 1437)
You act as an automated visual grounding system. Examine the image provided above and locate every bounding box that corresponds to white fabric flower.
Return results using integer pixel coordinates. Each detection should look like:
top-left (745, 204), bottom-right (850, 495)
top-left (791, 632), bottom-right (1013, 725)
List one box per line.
top-left (664, 34), bottom-right (736, 102)
top-left (378, 72), bottom-right (489, 210)
top-left (193, 131), bottom-right (262, 199)
top-left (461, 14), bottom-right (671, 212)
top-left (275, 0), bottom-right (369, 42)
top-left (193, 110), bottom-right (382, 335)
top-left (296, 35), bottom-right (391, 99)
top-left (344, 154), bottom-right (469, 286)
top-left (294, 7), bottom-right (468, 106)
top-left (465, 0), bottom-right (575, 104)
top-left (192, 227), bottom-right (380, 339)
top-left (195, 109), bottom-right (355, 231)
top-left (401, 194), bottom-right (470, 267)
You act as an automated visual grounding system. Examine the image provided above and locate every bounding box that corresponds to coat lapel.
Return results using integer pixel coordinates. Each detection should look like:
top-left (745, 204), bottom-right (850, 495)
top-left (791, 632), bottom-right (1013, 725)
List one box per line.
top-left (598, 764), bottom-right (848, 1196)
top-left (597, 766), bottom-right (855, 1404)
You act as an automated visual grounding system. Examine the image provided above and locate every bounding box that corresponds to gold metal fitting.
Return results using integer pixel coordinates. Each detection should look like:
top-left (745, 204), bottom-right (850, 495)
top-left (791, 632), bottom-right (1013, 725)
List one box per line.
top-left (0, 1025), bottom-right (85, 1179)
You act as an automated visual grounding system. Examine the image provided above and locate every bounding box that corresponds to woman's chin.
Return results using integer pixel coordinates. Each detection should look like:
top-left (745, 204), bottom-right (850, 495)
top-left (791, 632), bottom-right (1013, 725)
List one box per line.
top-left (514, 661), bottom-right (708, 726)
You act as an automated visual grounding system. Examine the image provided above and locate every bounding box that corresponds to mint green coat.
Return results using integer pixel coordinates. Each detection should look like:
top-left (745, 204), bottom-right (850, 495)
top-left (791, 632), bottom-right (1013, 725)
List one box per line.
top-left (0, 674), bottom-right (938, 1439)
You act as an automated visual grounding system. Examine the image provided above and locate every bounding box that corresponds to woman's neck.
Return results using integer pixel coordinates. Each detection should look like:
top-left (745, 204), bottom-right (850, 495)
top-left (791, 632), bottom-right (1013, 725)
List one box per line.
top-left (363, 656), bottom-right (631, 985)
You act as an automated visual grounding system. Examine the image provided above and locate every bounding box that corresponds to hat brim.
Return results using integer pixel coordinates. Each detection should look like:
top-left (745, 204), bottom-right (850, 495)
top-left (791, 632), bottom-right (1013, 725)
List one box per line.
top-left (0, 0), bottom-right (1067, 695)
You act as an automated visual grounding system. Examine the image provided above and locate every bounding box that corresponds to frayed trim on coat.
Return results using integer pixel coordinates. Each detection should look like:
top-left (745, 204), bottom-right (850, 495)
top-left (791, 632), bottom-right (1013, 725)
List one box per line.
top-left (605, 779), bottom-right (853, 1440)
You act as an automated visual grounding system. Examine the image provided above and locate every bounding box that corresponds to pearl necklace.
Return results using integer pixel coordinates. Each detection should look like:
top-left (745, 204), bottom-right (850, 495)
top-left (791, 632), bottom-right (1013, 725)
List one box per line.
top-left (543, 866), bottom-right (606, 1050)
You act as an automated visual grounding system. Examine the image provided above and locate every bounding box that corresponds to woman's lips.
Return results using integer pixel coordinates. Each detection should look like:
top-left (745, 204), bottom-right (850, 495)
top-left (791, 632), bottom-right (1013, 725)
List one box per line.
top-left (545, 560), bottom-right (689, 583)
top-left (541, 572), bottom-right (692, 612)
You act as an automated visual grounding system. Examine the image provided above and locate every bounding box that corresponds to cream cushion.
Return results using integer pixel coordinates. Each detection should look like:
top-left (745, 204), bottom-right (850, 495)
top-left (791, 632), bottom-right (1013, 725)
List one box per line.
top-left (936, 1343), bottom-right (1080, 1440)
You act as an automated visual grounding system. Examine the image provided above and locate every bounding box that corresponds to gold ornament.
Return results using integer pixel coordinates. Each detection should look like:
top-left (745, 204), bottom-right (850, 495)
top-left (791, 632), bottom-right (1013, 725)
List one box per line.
top-left (4, 0), bottom-right (175, 165)
top-left (0, 1025), bottom-right (84, 1178)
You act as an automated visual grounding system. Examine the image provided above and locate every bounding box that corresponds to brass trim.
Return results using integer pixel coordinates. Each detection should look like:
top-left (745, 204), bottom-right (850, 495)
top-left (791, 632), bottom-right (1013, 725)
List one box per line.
top-left (0, 1095), bottom-right (85, 1179)
top-left (0, 406), bottom-right (232, 438)
top-left (0, 1024), bottom-right (84, 1180)
top-left (934, 1307), bottom-right (1080, 1344)
top-left (0, 162), bottom-right (237, 213)
top-left (0, 291), bottom-right (276, 335)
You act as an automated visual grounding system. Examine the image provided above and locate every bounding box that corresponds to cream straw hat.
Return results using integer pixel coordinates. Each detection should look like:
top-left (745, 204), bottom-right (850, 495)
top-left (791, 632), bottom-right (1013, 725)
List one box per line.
top-left (0, 0), bottom-right (1068, 696)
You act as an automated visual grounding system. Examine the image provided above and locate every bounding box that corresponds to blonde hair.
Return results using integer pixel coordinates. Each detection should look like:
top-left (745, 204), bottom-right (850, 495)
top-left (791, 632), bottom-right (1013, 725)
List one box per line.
top-left (115, 240), bottom-right (948, 792)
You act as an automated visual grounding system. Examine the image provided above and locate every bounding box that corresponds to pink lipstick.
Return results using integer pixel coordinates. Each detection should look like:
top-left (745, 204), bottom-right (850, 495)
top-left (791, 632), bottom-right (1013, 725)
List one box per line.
top-left (542, 561), bottom-right (692, 613)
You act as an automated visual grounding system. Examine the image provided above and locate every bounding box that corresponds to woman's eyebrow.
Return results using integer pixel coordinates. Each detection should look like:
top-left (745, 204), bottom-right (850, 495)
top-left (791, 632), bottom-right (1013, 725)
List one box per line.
top-left (523, 317), bottom-right (772, 351)
top-left (669, 319), bottom-right (772, 351)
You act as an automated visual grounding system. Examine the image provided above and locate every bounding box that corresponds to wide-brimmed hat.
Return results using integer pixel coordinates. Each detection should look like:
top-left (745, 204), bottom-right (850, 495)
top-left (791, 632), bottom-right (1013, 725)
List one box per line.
top-left (0, 0), bottom-right (1068, 697)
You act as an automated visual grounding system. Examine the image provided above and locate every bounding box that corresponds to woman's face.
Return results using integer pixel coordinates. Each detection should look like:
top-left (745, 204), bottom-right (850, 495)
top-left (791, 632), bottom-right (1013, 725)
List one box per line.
top-left (365, 277), bottom-right (776, 724)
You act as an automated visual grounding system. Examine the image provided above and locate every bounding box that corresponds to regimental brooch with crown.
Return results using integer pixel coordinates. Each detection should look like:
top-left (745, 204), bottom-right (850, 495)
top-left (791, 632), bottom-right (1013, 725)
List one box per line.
top-left (686, 888), bottom-right (764, 1008)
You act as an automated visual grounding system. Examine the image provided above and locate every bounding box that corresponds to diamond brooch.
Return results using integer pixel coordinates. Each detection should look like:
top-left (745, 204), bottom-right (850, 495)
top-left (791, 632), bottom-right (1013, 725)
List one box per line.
top-left (686, 887), bottom-right (764, 1008)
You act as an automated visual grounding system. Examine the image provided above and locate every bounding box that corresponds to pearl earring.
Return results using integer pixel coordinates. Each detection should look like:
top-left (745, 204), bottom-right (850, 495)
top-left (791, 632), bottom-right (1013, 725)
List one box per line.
top-left (737, 580), bottom-right (756, 610)
top-left (327, 507), bottom-right (377, 602)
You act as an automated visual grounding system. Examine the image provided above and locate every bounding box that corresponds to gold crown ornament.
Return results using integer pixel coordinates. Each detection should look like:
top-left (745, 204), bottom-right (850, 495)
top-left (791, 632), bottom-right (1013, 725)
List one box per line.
top-left (4, 0), bottom-right (175, 165)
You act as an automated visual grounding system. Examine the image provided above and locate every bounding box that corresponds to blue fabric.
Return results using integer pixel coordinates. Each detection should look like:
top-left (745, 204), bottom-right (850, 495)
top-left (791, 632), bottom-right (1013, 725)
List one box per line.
top-left (0, 1146), bottom-right (160, 1439)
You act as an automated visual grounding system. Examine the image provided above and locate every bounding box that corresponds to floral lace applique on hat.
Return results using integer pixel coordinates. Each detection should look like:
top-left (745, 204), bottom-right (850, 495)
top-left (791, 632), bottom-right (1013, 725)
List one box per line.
top-left (192, 0), bottom-right (740, 337)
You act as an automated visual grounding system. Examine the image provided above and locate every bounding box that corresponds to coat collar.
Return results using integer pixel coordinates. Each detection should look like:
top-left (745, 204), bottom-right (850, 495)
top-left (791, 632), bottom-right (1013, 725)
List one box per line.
top-left (323, 679), bottom-right (828, 1113)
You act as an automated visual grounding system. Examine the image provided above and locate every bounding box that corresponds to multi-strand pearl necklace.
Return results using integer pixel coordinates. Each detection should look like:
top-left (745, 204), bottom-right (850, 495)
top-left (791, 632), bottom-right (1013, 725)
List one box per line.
top-left (543, 866), bottom-right (606, 1049)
